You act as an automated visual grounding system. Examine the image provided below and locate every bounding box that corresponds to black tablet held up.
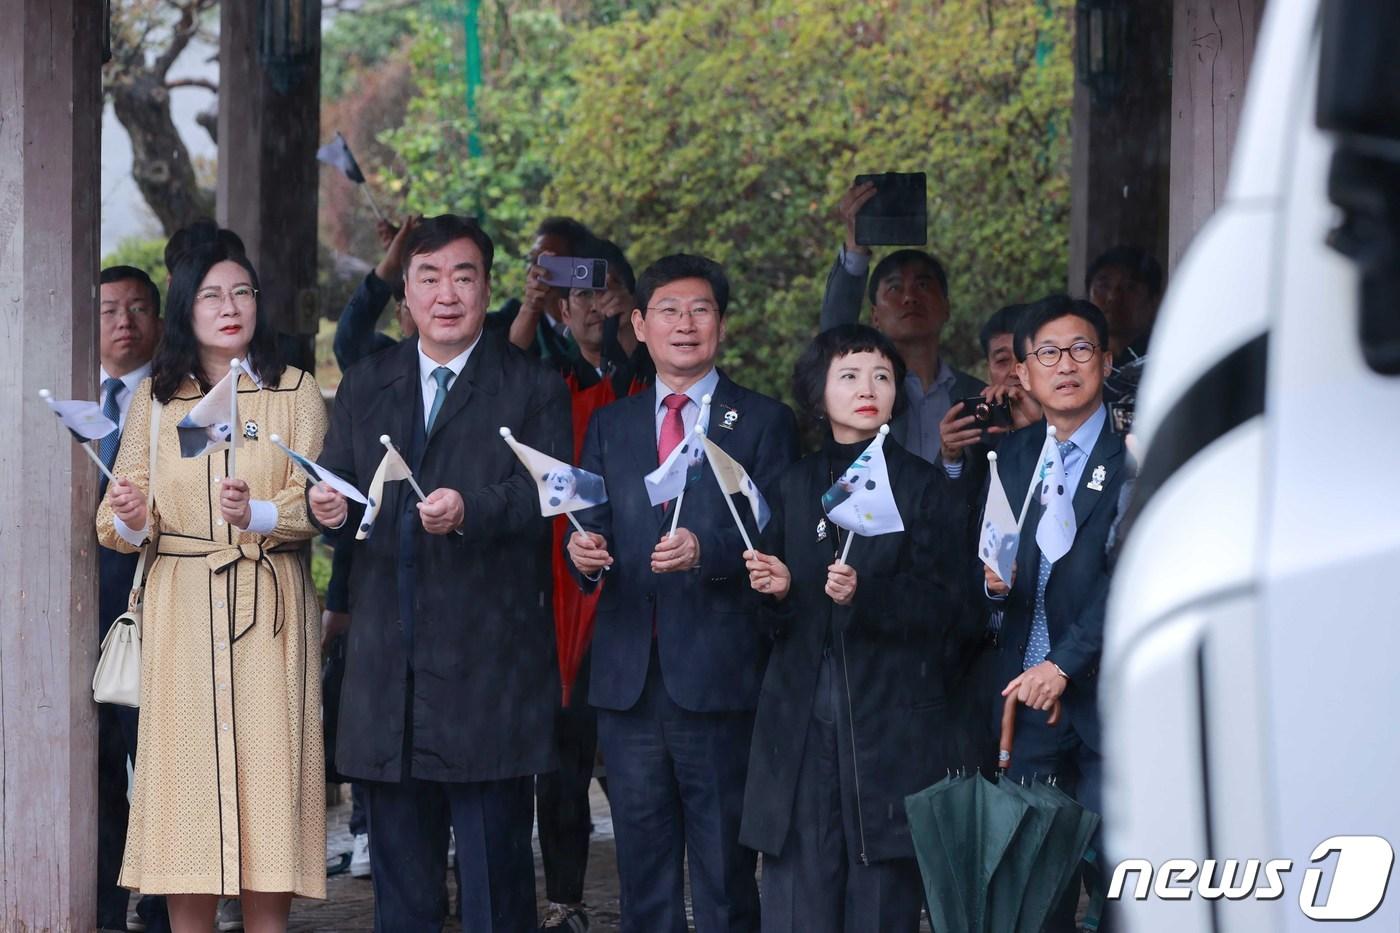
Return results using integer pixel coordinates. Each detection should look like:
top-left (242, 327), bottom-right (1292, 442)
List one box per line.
top-left (853, 172), bottom-right (927, 246)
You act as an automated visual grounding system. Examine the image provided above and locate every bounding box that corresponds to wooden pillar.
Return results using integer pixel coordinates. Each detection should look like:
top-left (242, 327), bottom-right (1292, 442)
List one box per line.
top-left (1068, 0), bottom-right (1173, 295)
top-left (1167, 0), bottom-right (1266, 270)
top-left (0, 0), bottom-right (103, 927)
top-left (217, 0), bottom-right (323, 371)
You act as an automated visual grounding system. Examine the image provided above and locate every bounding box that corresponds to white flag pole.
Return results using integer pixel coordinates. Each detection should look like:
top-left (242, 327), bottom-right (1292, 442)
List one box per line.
top-left (227, 359), bottom-right (241, 479)
top-left (838, 531), bottom-right (855, 566)
top-left (1015, 425), bottom-right (1056, 534)
top-left (360, 184), bottom-right (388, 223)
top-left (699, 424), bottom-right (754, 552)
top-left (566, 512), bottom-right (587, 536)
top-left (380, 434), bottom-right (427, 502)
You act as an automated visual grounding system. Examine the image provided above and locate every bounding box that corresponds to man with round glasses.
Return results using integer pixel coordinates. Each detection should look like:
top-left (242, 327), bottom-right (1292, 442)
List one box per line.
top-left (978, 294), bottom-right (1132, 933)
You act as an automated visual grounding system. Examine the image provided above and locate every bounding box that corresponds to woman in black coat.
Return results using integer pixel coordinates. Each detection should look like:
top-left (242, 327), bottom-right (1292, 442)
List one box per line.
top-left (737, 324), bottom-right (962, 933)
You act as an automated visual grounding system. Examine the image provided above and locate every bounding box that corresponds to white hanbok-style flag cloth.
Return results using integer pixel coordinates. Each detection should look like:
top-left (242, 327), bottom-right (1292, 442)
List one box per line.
top-left (644, 435), bottom-right (706, 507)
top-left (43, 396), bottom-right (117, 441)
top-left (356, 443), bottom-right (415, 540)
top-left (177, 368), bottom-right (242, 458)
top-left (701, 436), bottom-right (771, 532)
top-left (978, 455), bottom-right (1020, 585)
top-left (267, 435), bottom-right (368, 505)
top-left (1035, 436), bottom-right (1078, 563)
top-left (821, 431), bottom-right (903, 536)
top-left (316, 131), bottom-right (367, 184)
top-left (501, 430), bottom-right (607, 516)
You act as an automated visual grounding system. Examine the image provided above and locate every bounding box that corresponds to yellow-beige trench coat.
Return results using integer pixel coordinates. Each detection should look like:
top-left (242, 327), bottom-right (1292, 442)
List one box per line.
top-left (97, 368), bottom-right (327, 898)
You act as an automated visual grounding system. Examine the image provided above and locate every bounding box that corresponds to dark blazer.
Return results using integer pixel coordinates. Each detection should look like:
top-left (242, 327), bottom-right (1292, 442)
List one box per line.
top-left (573, 372), bottom-right (798, 713)
top-left (316, 331), bottom-right (572, 783)
top-left (982, 416), bottom-right (1131, 753)
top-left (739, 440), bottom-right (969, 863)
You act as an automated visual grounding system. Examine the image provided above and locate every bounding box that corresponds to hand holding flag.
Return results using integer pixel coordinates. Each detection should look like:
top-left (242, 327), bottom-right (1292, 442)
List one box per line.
top-left (644, 393), bottom-right (712, 537)
top-left (499, 427), bottom-right (607, 536)
top-left (822, 424), bottom-right (903, 564)
top-left (39, 389), bottom-right (118, 482)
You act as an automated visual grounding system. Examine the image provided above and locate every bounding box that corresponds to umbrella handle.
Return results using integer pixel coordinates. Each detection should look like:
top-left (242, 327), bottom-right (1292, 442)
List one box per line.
top-left (998, 693), bottom-right (1062, 774)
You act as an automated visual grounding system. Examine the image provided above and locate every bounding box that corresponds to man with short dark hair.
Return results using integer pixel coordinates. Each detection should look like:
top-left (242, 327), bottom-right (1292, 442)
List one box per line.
top-left (310, 214), bottom-right (571, 932)
top-left (95, 265), bottom-right (166, 933)
top-left (821, 184), bottom-right (984, 464)
top-left (567, 254), bottom-right (797, 933)
top-left (501, 216), bottom-right (595, 362)
top-left (1085, 245), bottom-right (1164, 433)
top-left (981, 294), bottom-right (1131, 933)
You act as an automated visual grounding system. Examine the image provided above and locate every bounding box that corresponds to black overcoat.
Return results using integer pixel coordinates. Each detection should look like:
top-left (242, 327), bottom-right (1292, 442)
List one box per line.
top-left (739, 438), bottom-right (971, 863)
top-left (316, 332), bottom-right (572, 783)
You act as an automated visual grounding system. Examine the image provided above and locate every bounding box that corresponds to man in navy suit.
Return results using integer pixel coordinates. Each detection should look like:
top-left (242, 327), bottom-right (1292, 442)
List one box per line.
top-left (94, 266), bottom-right (166, 933)
top-left (567, 254), bottom-right (798, 933)
top-left (982, 295), bottom-right (1132, 933)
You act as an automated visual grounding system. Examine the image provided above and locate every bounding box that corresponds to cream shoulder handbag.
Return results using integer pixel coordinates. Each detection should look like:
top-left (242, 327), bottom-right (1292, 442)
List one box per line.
top-left (93, 393), bottom-right (162, 707)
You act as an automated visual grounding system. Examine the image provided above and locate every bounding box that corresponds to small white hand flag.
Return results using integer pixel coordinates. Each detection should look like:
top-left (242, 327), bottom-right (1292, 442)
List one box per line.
top-left (42, 394), bottom-right (117, 441)
top-left (978, 451), bottom-right (1019, 586)
top-left (1034, 430), bottom-right (1077, 564)
top-left (822, 426), bottom-right (903, 538)
top-left (643, 395), bottom-right (711, 508)
top-left (701, 436), bottom-right (770, 532)
top-left (316, 131), bottom-right (366, 184)
top-left (356, 436), bottom-right (416, 540)
top-left (500, 427), bottom-right (607, 516)
top-left (267, 434), bottom-right (368, 505)
top-left (177, 367), bottom-right (243, 458)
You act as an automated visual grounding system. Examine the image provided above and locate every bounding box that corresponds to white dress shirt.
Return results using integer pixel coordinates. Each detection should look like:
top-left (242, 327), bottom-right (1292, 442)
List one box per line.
top-left (419, 337), bottom-right (480, 428)
top-left (100, 362), bottom-right (152, 432)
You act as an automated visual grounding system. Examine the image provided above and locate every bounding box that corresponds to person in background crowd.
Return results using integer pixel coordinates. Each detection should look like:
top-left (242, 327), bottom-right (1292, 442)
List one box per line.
top-left (535, 235), bottom-right (643, 933)
top-left (310, 214), bottom-right (570, 932)
top-left (1085, 245), bottom-right (1164, 433)
top-left (499, 216), bottom-right (595, 362)
top-left (332, 215), bottom-right (421, 371)
top-left (982, 295), bottom-right (1133, 933)
top-left (820, 182), bottom-right (985, 464)
top-left (739, 324), bottom-right (964, 933)
top-left (98, 240), bottom-right (330, 932)
top-left (95, 266), bottom-right (167, 933)
top-left (567, 254), bottom-right (798, 933)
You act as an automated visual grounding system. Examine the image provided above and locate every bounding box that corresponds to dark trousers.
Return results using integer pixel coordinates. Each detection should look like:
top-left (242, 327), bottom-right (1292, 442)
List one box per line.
top-left (536, 662), bottom-right (597, 905)
top-left (350, 782), bottom-right (369, 837)
top-left (366, 772), bottom-right (536, 933)
top-left (596, 649), bottom-right (760, 933)
top-left (97, 702), bottom-right (168, 932)
top-left (1006, 705), bottom-right (1109, 933)
top-left (759, 653), bottom-right (924, 933)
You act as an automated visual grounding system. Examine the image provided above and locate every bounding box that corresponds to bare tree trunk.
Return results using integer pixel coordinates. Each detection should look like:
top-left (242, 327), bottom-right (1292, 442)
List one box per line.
top-left (110, 69), bottom-right (213, 235)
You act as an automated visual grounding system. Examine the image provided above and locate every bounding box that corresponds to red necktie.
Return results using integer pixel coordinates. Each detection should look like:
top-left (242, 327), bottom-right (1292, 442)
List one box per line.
top-left (658, 393), bottom-right (689, 465)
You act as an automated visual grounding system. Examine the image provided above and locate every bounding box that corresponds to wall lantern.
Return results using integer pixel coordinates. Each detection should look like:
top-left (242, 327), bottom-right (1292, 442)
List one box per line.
top-left (259, 0), bottom-right (318, 94)
top-left (1076, 0), bottom-right (1128, 107)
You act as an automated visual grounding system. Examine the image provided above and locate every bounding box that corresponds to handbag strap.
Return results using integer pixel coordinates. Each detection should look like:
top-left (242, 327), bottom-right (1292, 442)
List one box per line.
top-left (128, 391), bottom-right (163, 609)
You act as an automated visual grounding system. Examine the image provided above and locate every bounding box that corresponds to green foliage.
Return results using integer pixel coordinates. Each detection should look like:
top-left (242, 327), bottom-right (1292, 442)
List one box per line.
top-left (102, 235), bottom-right (169, 306)
top-left (379, 10), bottom-right (580, 303)
top-left (381, 0), bottom-right (1073, 401)
top-left (322, 2), bottom-right (419, 101)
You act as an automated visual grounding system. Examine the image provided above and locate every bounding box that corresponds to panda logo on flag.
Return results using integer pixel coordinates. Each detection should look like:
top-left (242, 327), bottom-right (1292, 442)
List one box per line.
top-left (540, 466), bottom-right (607, 510)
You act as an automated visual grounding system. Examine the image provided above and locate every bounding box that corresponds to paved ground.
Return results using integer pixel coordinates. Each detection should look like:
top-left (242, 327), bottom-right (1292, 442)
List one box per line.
top-left (287, 783), bottom-right (623, 932)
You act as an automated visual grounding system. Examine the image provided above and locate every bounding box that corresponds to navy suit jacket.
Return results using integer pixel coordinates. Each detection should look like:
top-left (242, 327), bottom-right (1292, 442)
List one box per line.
top-left (574, 372), bottom-right (798, 714)
top-left (983, 418), bottom-right (1132, 753)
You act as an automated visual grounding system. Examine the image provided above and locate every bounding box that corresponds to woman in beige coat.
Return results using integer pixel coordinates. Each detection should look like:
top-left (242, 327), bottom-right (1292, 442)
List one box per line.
top-left (98, 239), bottom-right (327, 932)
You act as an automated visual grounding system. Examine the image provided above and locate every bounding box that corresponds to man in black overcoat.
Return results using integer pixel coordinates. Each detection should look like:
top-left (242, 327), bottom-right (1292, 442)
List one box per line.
top-left (310, 215), bottom-right (571, 932)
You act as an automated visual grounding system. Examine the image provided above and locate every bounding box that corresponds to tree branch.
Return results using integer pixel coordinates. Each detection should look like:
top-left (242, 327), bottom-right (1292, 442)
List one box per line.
top-left (153, 0), bottom-right (217, 79)
top-left (166, 76), bottom-right (219, 92)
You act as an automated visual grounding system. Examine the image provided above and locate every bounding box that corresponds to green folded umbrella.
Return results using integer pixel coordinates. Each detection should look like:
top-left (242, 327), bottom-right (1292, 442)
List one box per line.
top-left (1010, 779), bottom-right (1102, 933)
top-left (985, 778), bottom-right (1057, 933)
top-left (906, 773), bottom-right (1029, 932)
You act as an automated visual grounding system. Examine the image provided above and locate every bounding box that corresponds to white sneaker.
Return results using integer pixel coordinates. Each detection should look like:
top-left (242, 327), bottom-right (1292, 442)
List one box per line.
top-left (350, 832), bottom-right (372, 878)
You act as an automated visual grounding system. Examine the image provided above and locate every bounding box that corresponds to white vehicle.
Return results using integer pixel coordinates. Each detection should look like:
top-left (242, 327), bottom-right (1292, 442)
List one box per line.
top-left (1102, 0), bottom-right (1400, 930)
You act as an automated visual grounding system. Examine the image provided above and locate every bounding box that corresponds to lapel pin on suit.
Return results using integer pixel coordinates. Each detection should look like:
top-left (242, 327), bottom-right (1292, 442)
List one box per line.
top-left (1087, 464), bottom-right (1106, 492)
top-left (720, 406), bottom-right (739, 430)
